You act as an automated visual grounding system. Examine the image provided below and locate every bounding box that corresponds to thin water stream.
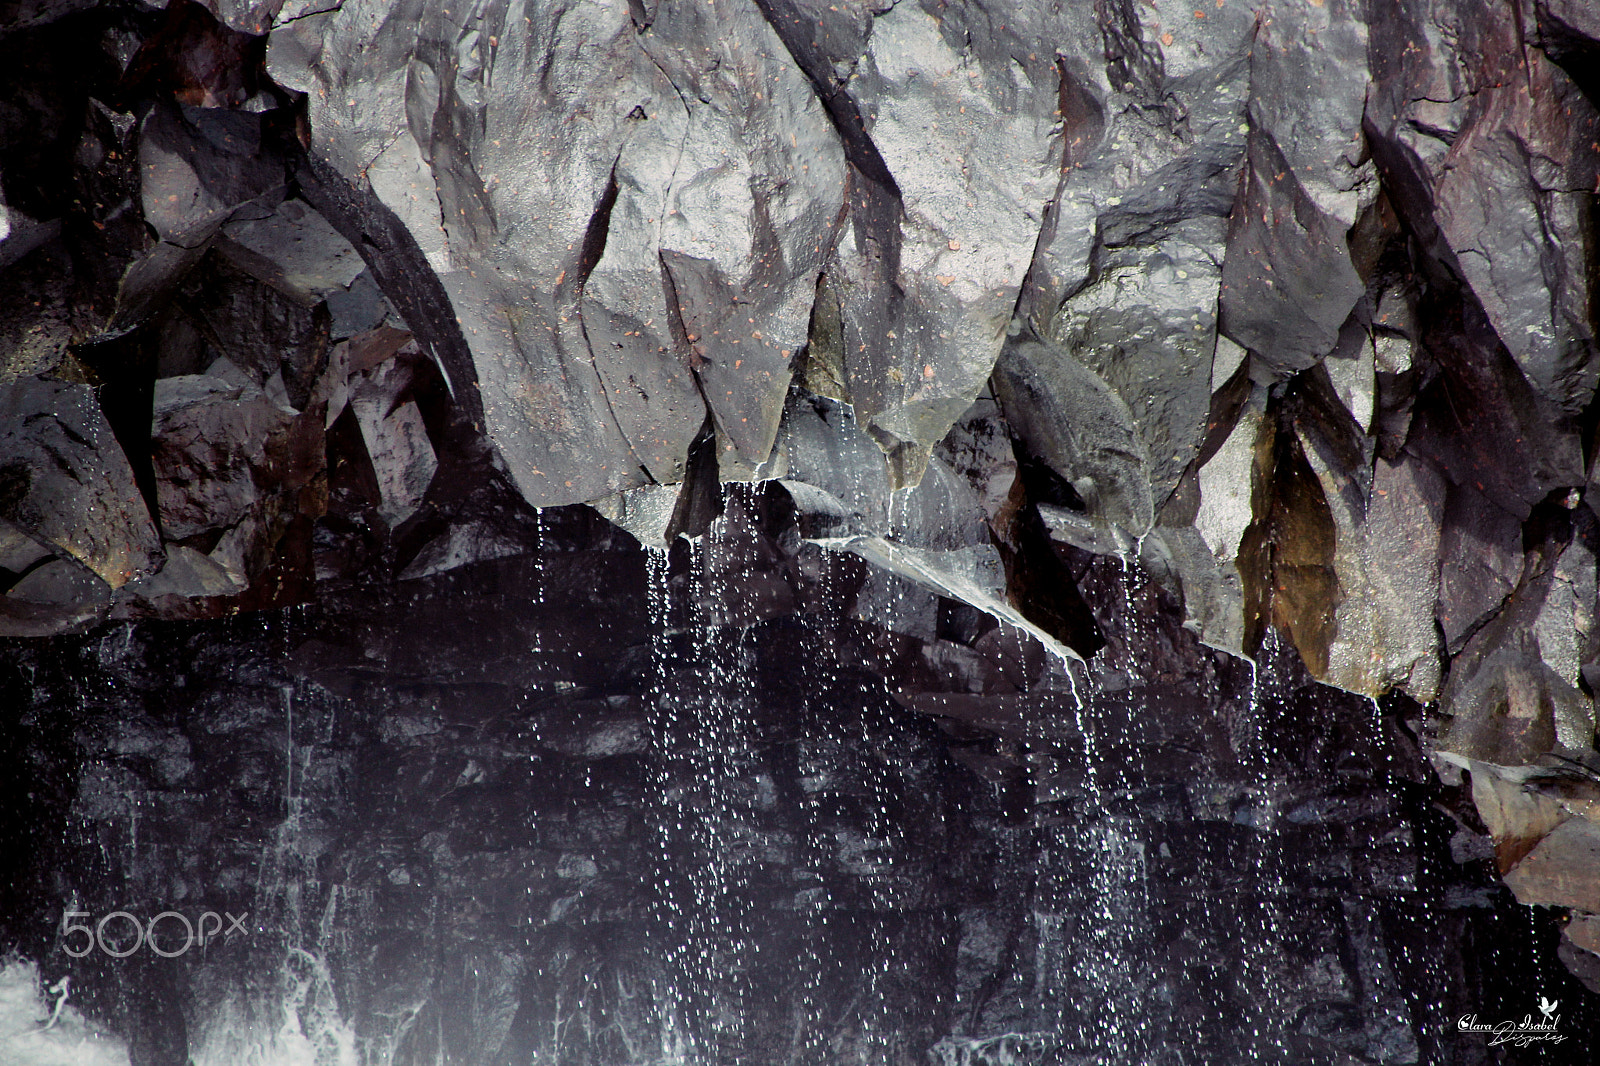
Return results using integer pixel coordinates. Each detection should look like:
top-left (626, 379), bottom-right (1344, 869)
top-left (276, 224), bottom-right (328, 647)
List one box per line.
top-left (0, 491), bottom-right (1590, 1064)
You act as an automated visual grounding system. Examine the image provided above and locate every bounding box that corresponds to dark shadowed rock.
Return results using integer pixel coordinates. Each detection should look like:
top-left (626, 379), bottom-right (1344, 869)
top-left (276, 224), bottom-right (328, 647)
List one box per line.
top-left (0, 376), bottom-right (160, 588)
top-left (993, 332), bottom-right (1153, 555)
top-left (150, 372), bottom-right (297, 540)
top-left (1436, 483), bottom-right (1523, 656)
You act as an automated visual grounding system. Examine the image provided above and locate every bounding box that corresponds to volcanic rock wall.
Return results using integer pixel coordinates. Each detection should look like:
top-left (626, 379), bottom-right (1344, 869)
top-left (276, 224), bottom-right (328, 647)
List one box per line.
top-left (5, 508), bottom-right (1582, 1064)
top-left (4, 0), bottom-right (1600, 991)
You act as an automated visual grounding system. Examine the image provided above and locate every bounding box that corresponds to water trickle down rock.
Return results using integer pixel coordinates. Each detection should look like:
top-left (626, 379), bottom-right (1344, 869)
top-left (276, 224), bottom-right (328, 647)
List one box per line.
top-left (638, 0), bottom-right (847, 481)
top-left (8, 0), bottom-right (1600, 1001)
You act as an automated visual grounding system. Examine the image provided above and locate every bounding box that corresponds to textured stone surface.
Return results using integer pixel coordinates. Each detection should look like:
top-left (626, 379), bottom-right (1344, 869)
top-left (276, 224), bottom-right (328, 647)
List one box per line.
top-left (993, 332), bottom-right (1153, 554)
top-left (1219, 126), bottom-right (1365, 383)
top-left (0, 377), bottom-right (160, 590)
top-left (7, 501), bottom-right (1596, 1064)
top-left (4, 0), bottom-right (1600, 1025)
top-left (150, 373), bottom-right (298, 539)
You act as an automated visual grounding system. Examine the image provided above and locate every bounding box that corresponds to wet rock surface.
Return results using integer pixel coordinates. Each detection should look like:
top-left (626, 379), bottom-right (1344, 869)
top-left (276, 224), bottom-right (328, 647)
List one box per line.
top-left (3, 0), bottom-right (1600, 1056)
top-left (3, 500), bottom-right (1597, 1065)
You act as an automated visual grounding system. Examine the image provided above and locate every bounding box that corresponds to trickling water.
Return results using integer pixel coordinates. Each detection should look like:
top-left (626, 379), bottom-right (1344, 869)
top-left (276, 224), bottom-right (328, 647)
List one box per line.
top-left (531, 507), bottom-right (546, 656)
top-left (1232, 626), bottom-right (1295, 1064)
top-left (643, 520), bottom-right (767, 1062)
top-left (5, 491), bottom-right (1585, 1064)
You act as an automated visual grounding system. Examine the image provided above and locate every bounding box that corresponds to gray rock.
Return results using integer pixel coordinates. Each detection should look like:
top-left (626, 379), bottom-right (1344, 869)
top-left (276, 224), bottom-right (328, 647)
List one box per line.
top-left (137, 102), bottom-right (284, 248)
top-left (1436, 482), bottom-right (1524, 655)
top-left (1139, 523), bottom-right (1247, 658)
top-left (171, 252), bottom-right (333, 409)
top-left (1142, 385), bottom-right (1269, 657)
top-left (109, 101), bottom-right (288, 337)
top-left (932, 396), bottom-right (1017, 532)
top-left (1299, 436), bottom-right (1445, 702)
top-left (1539, 0), bottom-right (1600, 51)
top-left (1534, 530), bottom-right (1598, 733)
top-left (344, 357), bottom-right (437, 528)
top-left (218, 197), bottom-right (366, 306)
top-left (1504, 817), bottom-right (1600, 914)
top-left (120, 543), bottom-right (247, 600)
top-left (1244, 0), bottom-right (1373, 228)
top-left (0, 518), bottom-right (52, 576)
top-left (1431, 51), bottom-right (1599, 416)
top-left (1219, 127), bottom-right (1365, 382)
top-left (5, 556), bottom-right (109, 606)
top-left (1, 232), bottom-right (75, 382)
top-left (992, 332), bottom-right (1153, 551)
top-left (589, 485), bottom-right (683, 554)
top-left (326, 270), bottom-right (396, 340)
top-left (1323, 316), bottom-right (1377, 433)
top-left (268, 0), bottom-right (723, 505)
top-left (831, 0), bottom-right (1063, 478)
top-left (815, 534), bottom-right (1081, 668)
top-left (635, 0), bottom-right (847, 478)
top-left (0, 376), bottom-right (161, 589)
top-left (1439, 548), bottom-right (1597, 765)
top-left (778, 389), bottom-right (989, 553)
top-left (1019, 0), bottom-right (1250, 329)
top-left (1194, 388), bottom-right (1266, 567)
top-left (150, 373), bottom-right (297, 540)
top-left (197, 0), bottom-right (284, 36)
top-left (0, 201), bottom-right (59, 272)
top-left (398, 521), bottom-right (531, 580)
top-left (1051, 217), bottom-right (1224, 505)
top-left (778, 390), bottom-right (900, 537)
top-left (0, 555), bottom-right (112, 637)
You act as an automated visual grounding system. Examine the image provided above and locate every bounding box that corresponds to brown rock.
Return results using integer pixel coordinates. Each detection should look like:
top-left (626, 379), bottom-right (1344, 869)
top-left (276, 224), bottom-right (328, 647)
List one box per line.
top-left (1504, 816), bottom-right (1600, 913)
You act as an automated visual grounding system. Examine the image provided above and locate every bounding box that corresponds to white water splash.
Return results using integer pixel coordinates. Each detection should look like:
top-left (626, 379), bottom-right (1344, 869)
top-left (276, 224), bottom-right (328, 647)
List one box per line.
top-left (0, 960), bottom-right (128, 1066)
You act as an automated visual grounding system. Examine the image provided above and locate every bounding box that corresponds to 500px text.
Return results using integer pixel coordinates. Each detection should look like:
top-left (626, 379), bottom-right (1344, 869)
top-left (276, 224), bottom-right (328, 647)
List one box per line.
top-left (58, 910), bottom-right (250, 958)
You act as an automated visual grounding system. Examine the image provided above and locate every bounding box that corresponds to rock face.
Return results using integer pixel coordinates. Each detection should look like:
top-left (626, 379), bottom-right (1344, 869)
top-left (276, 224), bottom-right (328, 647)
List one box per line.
top-left (4, 0), bottom-right (1600, 1041)
top-left (4, 503), bottom-right (1597, 1065)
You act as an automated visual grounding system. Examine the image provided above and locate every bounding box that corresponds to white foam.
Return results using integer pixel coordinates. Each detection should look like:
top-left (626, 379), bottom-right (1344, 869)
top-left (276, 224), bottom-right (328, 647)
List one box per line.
top-left (0, 959), bottom-right (129, 1066)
